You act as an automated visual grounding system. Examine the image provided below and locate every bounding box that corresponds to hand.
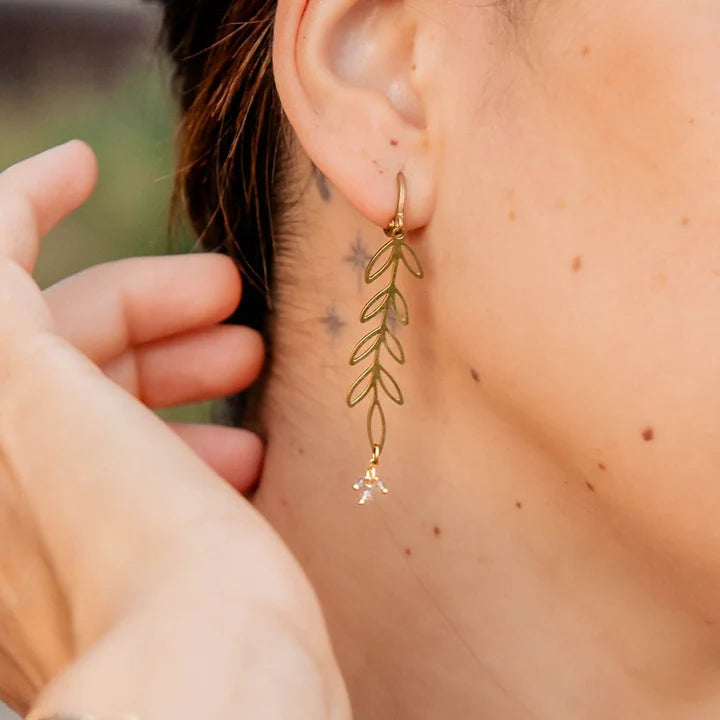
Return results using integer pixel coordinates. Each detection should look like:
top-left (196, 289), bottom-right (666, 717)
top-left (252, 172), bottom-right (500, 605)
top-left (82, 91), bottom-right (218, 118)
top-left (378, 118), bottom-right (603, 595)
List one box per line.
top-left (0, 143), bottom-right (350, 720)
top-left (45, 251), bottom-right (264, 493)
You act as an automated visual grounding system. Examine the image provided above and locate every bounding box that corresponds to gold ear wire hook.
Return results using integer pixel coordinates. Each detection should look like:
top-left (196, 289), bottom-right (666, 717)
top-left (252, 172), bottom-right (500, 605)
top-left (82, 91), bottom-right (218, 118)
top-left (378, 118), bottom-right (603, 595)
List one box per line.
top-left (386, 172), bottom-right (406, 235)
top-left (395, 172), bottom-right (406, 227)
top-left (347, 171), bottom-right (424, 505)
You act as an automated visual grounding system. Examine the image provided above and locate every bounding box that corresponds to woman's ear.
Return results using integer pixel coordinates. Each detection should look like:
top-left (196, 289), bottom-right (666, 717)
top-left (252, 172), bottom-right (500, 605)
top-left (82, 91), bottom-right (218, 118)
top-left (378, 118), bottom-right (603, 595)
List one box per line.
top-left (273, 0), bottom-right (436, 228)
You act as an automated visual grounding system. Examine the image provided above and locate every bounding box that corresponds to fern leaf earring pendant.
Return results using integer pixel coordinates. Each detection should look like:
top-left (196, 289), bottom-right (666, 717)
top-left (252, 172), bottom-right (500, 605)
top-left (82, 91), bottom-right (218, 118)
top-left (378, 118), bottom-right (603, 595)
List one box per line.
top-left (346, 172), bottom-right (424, 505)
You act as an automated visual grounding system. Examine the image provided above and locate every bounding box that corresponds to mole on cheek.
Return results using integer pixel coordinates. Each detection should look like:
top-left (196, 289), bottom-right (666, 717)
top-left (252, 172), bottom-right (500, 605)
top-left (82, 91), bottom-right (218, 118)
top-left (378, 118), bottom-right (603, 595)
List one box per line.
top-left (585, 480), bottom-right (596, 493)
top-left (581, 44), bottom-right (591, 57)
top-left (508, 209), bottom-right (517, 221)
top-left (597, 462), bottom-right (606, 471)
top-left (433, 525), bottom-right (442, 537)
top-left (642, 427), bottom-right (655, 442)
top-left (681, 216), bottom-right (690, 227)
top-left (470, 368), bottom-right (481, 382)
top-left (571, 255), bottom-right (583, 272)
top-left (404, 547), bottom-right (412, 556)
top-left (515, 501), bottom-right (523, 509)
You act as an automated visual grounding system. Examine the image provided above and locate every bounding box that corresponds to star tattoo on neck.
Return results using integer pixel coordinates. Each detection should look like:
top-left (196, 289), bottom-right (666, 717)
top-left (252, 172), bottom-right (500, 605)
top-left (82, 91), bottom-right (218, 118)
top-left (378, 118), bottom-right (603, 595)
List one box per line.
top-left (344, 234), bottom-right (373, 291)
top-left (320, 305), bottom-right (346, 340)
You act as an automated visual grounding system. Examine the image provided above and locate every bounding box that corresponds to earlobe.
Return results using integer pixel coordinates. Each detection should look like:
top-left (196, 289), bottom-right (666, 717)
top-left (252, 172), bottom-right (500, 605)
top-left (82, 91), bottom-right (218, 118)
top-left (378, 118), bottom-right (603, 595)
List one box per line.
top-left (273, 0), bottom-right (436, 229)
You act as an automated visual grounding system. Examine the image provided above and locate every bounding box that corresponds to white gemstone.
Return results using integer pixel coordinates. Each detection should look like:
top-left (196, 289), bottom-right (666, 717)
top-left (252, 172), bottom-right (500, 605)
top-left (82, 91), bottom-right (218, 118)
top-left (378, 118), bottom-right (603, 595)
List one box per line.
top-left (353, 466), bottom-right (389, 504)
top-left (359, 488), bottom-right (374, 505)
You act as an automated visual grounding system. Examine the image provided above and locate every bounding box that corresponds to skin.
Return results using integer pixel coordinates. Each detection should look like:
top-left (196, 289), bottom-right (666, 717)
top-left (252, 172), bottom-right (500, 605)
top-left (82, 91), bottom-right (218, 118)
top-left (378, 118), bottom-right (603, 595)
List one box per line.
top-left (0, 143), bottom-right (350, 720)
top-left (251, 0), bottom-right (720, 717)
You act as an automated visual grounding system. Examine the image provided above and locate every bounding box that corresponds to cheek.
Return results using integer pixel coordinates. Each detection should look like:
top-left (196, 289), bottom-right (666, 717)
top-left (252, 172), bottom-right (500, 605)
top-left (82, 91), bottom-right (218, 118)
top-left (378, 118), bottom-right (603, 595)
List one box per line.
top-left (436, 2), bottom-right (720, 591)
top-left (534, 2), bottom-right (720, 206)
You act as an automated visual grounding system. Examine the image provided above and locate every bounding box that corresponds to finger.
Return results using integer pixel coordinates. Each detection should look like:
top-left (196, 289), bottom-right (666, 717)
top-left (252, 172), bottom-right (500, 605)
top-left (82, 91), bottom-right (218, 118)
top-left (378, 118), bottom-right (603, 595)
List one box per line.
top-left (0, 141), bottom-right (97, 269)
top-left (167, 422), bottom-right (263, 493)
top-left (102, 324), bottom-right (265, 408)
top-left (45, 253), bottom-right (242, 365)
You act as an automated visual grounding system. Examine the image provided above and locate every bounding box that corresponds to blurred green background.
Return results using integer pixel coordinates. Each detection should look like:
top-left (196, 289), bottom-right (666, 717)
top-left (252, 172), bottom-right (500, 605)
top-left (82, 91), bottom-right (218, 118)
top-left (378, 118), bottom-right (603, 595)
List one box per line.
top-left (5, 64), bottom-right (179, 280)
top-left (0, 0), bottom-right (211, 430)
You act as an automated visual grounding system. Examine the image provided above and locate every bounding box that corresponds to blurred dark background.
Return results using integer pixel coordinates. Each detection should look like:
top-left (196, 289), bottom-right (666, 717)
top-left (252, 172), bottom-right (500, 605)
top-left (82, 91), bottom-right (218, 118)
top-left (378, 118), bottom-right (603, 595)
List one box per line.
top-left (0, 1), bottom-right (151, 89)
top-left (0, 4), bottom-right (198, 713)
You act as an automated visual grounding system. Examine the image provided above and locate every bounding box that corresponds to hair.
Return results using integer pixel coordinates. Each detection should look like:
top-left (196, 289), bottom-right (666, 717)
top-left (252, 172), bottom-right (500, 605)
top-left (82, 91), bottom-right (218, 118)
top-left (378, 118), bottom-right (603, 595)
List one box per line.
top-left (151, 0), bottom-right (287, 425)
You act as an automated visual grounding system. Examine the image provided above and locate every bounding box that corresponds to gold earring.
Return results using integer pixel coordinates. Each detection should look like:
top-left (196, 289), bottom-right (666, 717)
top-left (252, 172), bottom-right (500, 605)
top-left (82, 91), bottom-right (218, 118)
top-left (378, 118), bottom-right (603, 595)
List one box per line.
top-left (346, 172), bottom-right (424, 505)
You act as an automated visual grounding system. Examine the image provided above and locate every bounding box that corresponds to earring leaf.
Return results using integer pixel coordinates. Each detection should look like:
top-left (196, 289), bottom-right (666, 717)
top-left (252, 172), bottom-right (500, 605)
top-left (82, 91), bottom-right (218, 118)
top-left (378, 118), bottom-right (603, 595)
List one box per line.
top-left (378, 366), bottom-right (404, 405)
top-left (382, 328), bottom-right (405, 365)
top-left (360, 285), bottom-right (392, 322)
top-left (367, 398), bottom-right (387, 452)
top-left (347, 365), bottom-right (375, 407)
top-left (391, 288), bottom-right (409, 325)
top-left (350, 328), bottom-right (382, 366)
top-left (365, 239), bottom-right (396, 282)
top-left (400, 244), bottom-right (424, 278)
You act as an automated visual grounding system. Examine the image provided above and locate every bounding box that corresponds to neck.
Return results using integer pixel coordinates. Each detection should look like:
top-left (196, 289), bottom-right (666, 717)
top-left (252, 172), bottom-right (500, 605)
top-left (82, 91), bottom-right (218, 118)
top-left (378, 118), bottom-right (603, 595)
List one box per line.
top-left (253, 164), bottom-right (720, 719)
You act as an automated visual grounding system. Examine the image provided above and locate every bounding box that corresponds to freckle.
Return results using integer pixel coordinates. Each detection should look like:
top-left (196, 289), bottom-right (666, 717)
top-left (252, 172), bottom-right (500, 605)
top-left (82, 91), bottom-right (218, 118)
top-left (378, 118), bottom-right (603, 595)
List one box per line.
top-left (390, 139), bottom-right (399, 146)
top-left (470, 368), bottom-right (481, 382)
top-left (581, 44), bottom-right (591, 56)
top-left (280, 498), bottom-right (289, 507)
top-left (433, 525), bottom-right (442, 537)
top-left (404, 547), bottom-right (412, 556)
top-left (553, 198), bottom-right (566, 210)
top-left (508, 209), bottom-right (517, 221)
top-left (689, 117), bottom-right (696, 124)
top-left (298, 447), bottom-right (305, 456)
top-left (571, 255), bottom-right (582, 272)
top-left (412, 63), bottom-right (417, 71)
top-left (705, 618), bottom-right (713, 627)
top-left (597, 462), bottom-right (606, 471)
top-left (585, 481), bottom-right (596, 493)
top-left (681, 216), bottom-right (690, 227)
top-left (642, 427), bottom-right (655, 442)
top-left (515, 501), bottom-right (523, 509)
